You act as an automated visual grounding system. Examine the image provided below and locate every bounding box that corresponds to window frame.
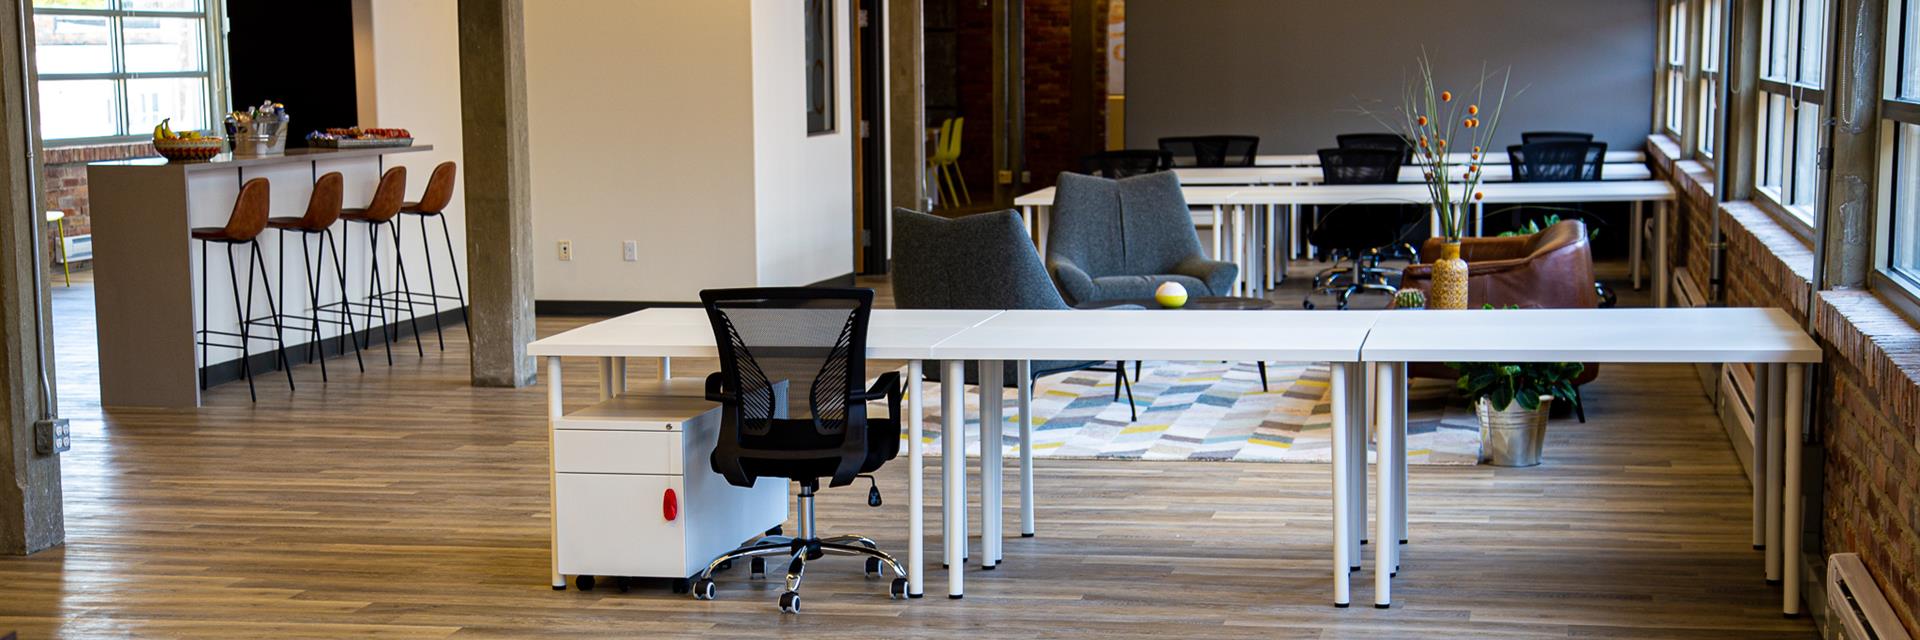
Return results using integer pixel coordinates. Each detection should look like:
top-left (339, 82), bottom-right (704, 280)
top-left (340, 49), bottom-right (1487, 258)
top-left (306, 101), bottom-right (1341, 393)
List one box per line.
top-left (1665, 0), bottom-right (1690, 138)
top-left (30, 0), bottom-right (229, 147)
top-left (1753, 0), bottom-right (1830, 232)
top-left (1698, 0), bottom-right (1724, 159)
top-left (1873, 0), bottom-right (1920, 319)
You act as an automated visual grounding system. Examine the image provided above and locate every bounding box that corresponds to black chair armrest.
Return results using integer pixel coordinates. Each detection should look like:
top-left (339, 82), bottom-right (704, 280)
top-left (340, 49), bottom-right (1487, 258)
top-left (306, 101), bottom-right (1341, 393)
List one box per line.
top-left (704, 372), bottom-right (737, 403)
top-left (851, 371), bottom-right (903, 403)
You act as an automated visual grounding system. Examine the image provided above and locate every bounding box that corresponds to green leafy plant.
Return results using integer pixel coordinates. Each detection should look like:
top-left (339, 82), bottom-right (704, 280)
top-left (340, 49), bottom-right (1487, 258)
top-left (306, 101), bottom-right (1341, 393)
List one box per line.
top-left (1493, 211), bottom-right (1600, 239)
top-left (1448, 304), bottom-right (1583, 412)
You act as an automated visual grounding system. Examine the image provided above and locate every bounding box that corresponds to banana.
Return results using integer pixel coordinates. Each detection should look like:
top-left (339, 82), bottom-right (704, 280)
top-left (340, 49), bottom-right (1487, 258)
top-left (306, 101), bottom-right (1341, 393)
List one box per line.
top-left (161, 118), bottom-right (177, 140)
top-left (153, 119), bottom-right (168, 141)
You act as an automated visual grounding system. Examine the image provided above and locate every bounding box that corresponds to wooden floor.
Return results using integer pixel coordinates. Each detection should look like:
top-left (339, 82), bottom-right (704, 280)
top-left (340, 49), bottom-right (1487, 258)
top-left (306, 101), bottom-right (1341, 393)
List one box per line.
top-left (0, 266), bottom-right (1815, 638)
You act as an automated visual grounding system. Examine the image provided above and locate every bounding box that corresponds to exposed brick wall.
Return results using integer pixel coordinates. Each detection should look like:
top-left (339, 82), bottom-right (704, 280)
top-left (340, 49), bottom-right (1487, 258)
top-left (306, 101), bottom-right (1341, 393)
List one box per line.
top-left (947, 0), bottom-right (1109, 203)
top-left (40, 142), bottom-right (158, 267)
top-left (1653, 134), bottom-right (1920, 633)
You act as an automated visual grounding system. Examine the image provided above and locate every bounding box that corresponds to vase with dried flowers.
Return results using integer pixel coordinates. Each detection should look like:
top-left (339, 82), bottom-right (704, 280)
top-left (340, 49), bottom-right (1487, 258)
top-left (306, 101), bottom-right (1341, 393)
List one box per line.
top-left (1391, 54), bottom-right (1513, 309)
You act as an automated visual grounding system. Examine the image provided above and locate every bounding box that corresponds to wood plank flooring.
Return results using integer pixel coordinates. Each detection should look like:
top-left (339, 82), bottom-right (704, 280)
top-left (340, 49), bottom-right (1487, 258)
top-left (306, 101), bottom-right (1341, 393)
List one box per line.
top-left (0, 267), bottom-right (1814, 638)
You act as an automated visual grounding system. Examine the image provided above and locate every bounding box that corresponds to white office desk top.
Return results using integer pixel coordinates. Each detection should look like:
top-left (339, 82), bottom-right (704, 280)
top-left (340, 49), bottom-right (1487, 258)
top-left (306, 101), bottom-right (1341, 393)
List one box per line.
top-left (1175, 164), bottom-right (1652, 186)
top-left (1013, 186), bottom-right (1241, 208)
top-left (528, 309), bottom-right (1004, 360)
top-left (927, 309), bottom-right (1381, 362)
top-left (1221, 180), bottom-right (1676, 206)
top-left (1361, 308), bottom-right (1821, 363)
top-left (1254, 150), bottom-right (1647, 167)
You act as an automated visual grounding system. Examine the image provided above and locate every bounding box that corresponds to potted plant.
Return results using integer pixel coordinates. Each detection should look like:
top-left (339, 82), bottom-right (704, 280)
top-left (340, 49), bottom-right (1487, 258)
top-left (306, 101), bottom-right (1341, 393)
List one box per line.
top-left (1449, 361), bottom-right (1583, 466)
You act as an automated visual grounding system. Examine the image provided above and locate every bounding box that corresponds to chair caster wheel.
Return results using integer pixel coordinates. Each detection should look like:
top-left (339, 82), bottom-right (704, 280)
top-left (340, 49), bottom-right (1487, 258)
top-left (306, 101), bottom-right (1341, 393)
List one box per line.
top-left (574, 575), bottom-right (595, 591)
top-left (865, 557), bottom-right (884, 577)
top-left (715, 559), bottom-right (733, 572)
top-left (890, 577), bottom-right (909, 599)
top-left (1303, 300), bottom-right (1316, 310)
top-left (779, 591), bottom-right (802, 614)
top-left (750, 557), bottom-right (766, 578)
top-left (692, 578), bottom-right (716, 600)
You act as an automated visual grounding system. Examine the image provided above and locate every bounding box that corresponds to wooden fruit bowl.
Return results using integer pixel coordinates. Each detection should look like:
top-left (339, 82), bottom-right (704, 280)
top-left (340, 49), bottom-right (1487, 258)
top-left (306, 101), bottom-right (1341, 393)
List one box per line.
top-left (153, 138), bottom-right (226, 162)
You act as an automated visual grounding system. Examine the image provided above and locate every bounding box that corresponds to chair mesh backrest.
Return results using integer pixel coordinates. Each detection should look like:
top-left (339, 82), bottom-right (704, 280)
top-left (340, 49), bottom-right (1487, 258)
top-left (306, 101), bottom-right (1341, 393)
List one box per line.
top-left (1521, 131), bottom-right (1595, 144)
top-left (1508, 141), bottom-right (1608, 182)
top-left (1158, 135), bottom-right (1259, 167)
top-left (1337, 133), bottom-right (1414, 163)
top-left (1079, 150), bottom-right (1172, 179)
top-left (1317, 148), bottom-right (1404, 184)
top-left (703, 289), bottom-right (870, 437)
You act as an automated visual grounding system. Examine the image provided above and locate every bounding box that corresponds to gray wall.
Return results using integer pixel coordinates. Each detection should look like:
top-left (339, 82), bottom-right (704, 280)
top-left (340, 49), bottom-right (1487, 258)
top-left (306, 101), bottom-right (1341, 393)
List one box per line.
top-left (1125, 0), bottom-right (1658, 154)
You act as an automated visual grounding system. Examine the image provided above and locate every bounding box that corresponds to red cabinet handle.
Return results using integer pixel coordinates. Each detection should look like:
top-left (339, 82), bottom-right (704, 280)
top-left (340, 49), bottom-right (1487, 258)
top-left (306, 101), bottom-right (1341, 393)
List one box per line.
top-left (663, 488), bottom-right (679, 522)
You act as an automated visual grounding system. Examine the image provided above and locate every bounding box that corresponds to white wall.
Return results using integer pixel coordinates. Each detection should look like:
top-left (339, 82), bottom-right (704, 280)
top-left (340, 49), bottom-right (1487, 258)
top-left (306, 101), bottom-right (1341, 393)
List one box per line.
top-left (750, 0), bottom-right (854, 287)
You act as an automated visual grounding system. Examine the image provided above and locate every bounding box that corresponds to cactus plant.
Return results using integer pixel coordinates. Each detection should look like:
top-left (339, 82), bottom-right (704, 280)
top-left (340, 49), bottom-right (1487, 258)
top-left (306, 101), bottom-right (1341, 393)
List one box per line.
top-left (1393, 288), bottom-right (1428, 310)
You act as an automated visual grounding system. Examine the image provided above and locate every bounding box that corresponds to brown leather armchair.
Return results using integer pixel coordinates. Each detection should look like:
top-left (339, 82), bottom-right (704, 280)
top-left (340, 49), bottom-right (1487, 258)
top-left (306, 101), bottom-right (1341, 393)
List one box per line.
top-left (1398, 220), bottom-right (1600, 420)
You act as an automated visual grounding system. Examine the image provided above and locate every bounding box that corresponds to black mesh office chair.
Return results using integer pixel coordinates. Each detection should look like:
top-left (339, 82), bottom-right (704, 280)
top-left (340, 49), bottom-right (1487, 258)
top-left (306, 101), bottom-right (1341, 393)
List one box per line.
top-left (1521, 131), bottom-right (1596, 144)
top-left (1079, 150), bottom-right (1172, 178)
top-left (1336, 133), bottom-right (1415, 163)
top-left (1305, 148), bottom-right (1423, 309)
top-left (1158, 135), bottom-right (1260, 167)
top-left (1508, 141), bottom-right (1608, 182)
top-left (688, 287), bottom-right (908, 613)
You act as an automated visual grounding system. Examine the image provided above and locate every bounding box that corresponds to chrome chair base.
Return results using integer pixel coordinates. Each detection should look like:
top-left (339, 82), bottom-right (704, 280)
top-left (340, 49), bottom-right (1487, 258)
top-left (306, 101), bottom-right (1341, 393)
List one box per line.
top-left (689, 487), bottom-right (909, 613)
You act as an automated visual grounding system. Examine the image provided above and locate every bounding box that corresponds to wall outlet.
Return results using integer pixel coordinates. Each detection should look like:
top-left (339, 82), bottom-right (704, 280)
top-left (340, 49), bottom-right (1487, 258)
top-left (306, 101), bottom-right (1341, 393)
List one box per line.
top-left (557, 240), bottom-right (572, 261)
top-left (622, 240), bottom-right (638, 262)
top-left (997, 170), bottom-right (1014, 185)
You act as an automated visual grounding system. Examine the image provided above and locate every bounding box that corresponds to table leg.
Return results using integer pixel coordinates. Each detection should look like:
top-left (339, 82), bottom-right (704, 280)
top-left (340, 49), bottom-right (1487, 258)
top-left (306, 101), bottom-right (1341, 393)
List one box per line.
top-left (610, 357), bottom-right (626, 395)
top-left (547, 356), bottom-right (565, 590)
top-left (1654, 201), bottom-right (1670, 308)
top-left (1783, 363), bottom-right (1806, 617)
top-left (1630, 202), bottom-right (1644, 290)
top-left (1289, 204), bottom-right (1301, 261)
top-left (1265, 205), bottom-right (1278, 289)
top-left (981, 360), bottom-right (1004, 568)
top-left (1393, 363), bottom-right (1408, 546)
top-left (658, 357), bottom-right (671, 380)
top-left (1375, 362), bottom-right (1401, 608)
top-left (1351, 363), bottom-right (1368, 558)
top-left (942, 360), bottom-right (967, 598)
top-left (1017, 360), bottom-right (1036, 537)
top-left (907, 360), bottom-right (925, 597)
top-left (1037, 206), bottom-right (1051, 255)
top-left (1330, 362), bottom-right (1352, 607)
top-left (1765, 363), bottom-right (1785, 583)
top-left (596, 357), bottom-right (613, 401)
top-left (1751, 364), bottom-right (1771, 553)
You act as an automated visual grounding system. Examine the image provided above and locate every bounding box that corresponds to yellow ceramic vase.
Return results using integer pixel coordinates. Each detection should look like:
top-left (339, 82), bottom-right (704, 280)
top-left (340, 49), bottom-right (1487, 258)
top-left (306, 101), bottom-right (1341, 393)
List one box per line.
top-left (1430, 242), bottom-right (1470, 310)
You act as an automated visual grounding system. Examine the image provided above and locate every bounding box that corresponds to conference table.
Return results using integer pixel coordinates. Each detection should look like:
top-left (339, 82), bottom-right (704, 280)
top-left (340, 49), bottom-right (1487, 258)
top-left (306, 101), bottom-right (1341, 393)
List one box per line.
top-left (1254, 149), bottom-right (1647, 167)
top-left (1174, 163), bottom-right (1653, 186)
top-left (529, 305), bottom-right (1816, 616)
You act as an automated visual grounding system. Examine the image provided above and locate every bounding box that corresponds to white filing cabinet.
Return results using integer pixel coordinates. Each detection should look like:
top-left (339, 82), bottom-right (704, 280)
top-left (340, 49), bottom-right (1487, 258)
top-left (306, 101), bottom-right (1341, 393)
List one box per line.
top-left (552, 393), bottom-right (788, 586)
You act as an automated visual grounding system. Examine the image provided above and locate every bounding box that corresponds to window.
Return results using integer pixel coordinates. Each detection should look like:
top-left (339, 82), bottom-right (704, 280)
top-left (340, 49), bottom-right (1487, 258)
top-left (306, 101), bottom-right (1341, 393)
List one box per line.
top-left (1665, 0), bottom-right (1688, 136)
top-left (31, 0), bottom-right (223, 145)
top-left (1755, 0), bottom-right (1829, 224)
top-left (1698, 0), bottom-right (1723, 157)
top-left (1881, 0), bottom-right (1920, 296)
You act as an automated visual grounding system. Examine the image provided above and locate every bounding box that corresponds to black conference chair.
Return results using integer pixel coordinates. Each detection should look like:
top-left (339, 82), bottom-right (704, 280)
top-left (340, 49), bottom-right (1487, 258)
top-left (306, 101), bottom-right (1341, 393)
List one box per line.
top-left (1507, 141), bottom-right (1608, 182)
top-left (687, 287), bottom-right (909, 613)
top-left (1521, 131), bottom-right (1596, 144)
top-left (1305, 148), bottom-right (1423, 309)
top-left (1079, 149), bottom-right (1172, 179)
top-left (1158, 135), bottom-right (1260, 167)
top-left (1336, 133), bottom-right (1415, 163)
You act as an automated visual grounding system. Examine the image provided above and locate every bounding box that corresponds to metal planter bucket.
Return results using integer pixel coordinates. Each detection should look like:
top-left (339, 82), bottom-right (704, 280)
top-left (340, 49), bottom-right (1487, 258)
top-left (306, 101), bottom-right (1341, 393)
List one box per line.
top-left (1476, 396), bottom-right (1551, 467)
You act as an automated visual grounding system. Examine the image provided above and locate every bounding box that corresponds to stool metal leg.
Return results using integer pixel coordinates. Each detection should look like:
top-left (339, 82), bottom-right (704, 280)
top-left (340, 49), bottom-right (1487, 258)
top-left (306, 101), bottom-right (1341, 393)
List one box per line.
top-left (200, 240), bottom-right (210, 391)
top-left (364, 223), bottom-right (395, 365)
top-left (390, 222), bottom-right (425, 356)
top-left (417, 214), bottom-right (445, 349)
top-left (325, 228), bottom-right (365, 372)
top-left (224, 244), bottom-right (257, 402)
top-left (251, 241), bottom-right (295, 391)
top-left (300, 233), bottom-right (329, 382)
top-left (439, 215), bottom-right (469, 324)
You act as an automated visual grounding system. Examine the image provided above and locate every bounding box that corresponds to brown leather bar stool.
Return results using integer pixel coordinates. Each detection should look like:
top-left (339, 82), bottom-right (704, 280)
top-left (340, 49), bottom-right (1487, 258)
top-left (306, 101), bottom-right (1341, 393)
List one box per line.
top-left (194, 177), bottom-right (293, 401)
top-left (266, 171), bottom-right (364, 380)
top-left (394, 161), bottom-right (466, 350)
top-left (339, 166), bottom-right (422, 363)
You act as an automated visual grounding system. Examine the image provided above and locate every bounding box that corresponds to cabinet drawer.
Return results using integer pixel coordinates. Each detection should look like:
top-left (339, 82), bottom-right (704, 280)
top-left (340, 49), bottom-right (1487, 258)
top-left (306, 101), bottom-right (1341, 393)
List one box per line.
top-left (554, 429), bottom-right (680, 475)
top-left (555, 473), bottom-right (685, 578)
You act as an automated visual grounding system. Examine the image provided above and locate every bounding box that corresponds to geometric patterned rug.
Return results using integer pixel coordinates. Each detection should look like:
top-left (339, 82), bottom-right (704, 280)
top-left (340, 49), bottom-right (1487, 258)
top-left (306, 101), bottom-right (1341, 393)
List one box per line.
top-left (906, 361), bottom-right (1485, 465)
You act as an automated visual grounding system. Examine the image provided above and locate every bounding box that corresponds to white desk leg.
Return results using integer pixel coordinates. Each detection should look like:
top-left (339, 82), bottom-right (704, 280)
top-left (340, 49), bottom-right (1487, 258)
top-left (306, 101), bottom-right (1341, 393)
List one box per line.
top-left (1017, 360), bottom-right (1036, 537)
top-left (1783, 364), bottom-right (1806, 617)
top-left (1375, 362), bottom-right (1401, 608)
top-left (596, 357), bottom-right (613, 401)
top-left (546, 356), bottom-right (565, 590)
top-left (1265, 205), bottom-right (1277, 289)
top-left (610, 357), bottom-right (626, 395)
top-left (1037, 206), bottom-right (1051, 255)
top-left (1751, 364), bottom-right (1771, 553)
top-left (907, 360), bottom-right (925, 597)
top-left (942, 360), bottom-right (967, 598)
top-left (980, 360), bottom-right (1004, 569)
top-left (1289, 204), bottom-right (1301, 261)
top-left (1473, 202), bottom-right (1484, 237)
top-left (1330, 362), bottom-right (1352, 607)
top-left (1654, 201), bottom-right (1670, 308)
top-left (658, 357), bottom-right (671, 380)
top-left (1392, 363), bottom-right (1408, 546)
top-left (1351, 363), bottom-right (1368, 557)
top-left (1211, 216), bottom-right (1224, 265)
top-left (1629, 202), bottom-right (1644, 290)
top-left (1765, 363), bottom-right (1785, 583)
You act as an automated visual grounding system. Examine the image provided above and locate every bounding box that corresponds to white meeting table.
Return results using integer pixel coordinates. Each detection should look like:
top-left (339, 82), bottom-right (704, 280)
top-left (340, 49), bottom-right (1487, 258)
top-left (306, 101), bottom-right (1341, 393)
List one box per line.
top-left (1254, 149), bottom-right (1647, 167)
top-left (1175, 163), bottom-right (1653, 186)
top-left (1359, 307), bottom-right (1821, 615)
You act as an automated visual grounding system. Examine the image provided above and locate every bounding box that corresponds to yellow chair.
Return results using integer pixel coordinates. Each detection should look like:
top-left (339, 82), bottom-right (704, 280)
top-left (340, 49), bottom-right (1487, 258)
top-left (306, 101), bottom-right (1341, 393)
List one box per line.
top-left (46, 210), bottom-right (70, 287)
top-left (942, 117), bottom-right (972, 207)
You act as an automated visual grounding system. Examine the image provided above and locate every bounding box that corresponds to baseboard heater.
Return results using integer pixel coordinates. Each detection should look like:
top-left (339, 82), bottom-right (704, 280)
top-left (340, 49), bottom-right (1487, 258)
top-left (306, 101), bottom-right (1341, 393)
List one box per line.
top-left (1826, 553), bottom-right (1911, 640)
top-left (59, 234), bottom-right (92, 264)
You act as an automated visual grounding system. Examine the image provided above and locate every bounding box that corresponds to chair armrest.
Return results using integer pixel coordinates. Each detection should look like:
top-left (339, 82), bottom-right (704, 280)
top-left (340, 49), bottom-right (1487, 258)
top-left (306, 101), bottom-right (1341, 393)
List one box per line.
top-left (1172, 255), bottom-right (1239, 296)
top-left (1049, 260), bottom-right (1097, 305)
top-left (704, 372), bottom-right (737, 403)
top-left (851, 371), bottom-right (902, 403)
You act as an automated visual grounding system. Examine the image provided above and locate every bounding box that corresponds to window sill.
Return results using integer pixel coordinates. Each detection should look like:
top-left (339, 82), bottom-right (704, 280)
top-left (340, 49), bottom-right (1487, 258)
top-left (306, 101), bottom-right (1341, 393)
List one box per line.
top-left (41, 141), bottom-right (159, 166)
top-left (1750, 189), bottom-right (1816, 245)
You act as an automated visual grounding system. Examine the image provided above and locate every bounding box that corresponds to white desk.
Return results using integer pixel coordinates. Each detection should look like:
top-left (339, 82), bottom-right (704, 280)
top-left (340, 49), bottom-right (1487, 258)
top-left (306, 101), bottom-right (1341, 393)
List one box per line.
top-left (528, 308), bottom-right (1005, 599)
top-left (1359, 308), bottom-right (1821, 614)
top-left (1175, 163), bottom-right (1653, 186)
top-left (926, 309), bottom-right (1383, 604)
top-left (1254, 150), bottom-right (1647, 167)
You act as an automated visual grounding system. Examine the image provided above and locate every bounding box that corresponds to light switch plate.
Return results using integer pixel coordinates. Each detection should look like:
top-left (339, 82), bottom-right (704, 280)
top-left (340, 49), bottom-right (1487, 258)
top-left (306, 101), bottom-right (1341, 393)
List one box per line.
top-left (622, 240), bottom-right (638, 262)
top-left (558, 240), bottom-right (572, 261)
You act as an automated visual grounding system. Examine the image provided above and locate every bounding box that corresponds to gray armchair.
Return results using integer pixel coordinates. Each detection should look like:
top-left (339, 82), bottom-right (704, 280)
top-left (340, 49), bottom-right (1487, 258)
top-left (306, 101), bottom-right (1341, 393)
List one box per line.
top-left (1045, 171), bottom-right (1239, 306)
top-left (892, 207), bottom-right (1137, 419)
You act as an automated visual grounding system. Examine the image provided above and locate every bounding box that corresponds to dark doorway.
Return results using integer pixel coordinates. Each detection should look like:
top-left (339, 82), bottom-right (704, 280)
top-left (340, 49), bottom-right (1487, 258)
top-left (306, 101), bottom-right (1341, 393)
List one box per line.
top-left (856, 0), bottom-right (888, 274)
top-left (225, 0), bottom-right (360, 146)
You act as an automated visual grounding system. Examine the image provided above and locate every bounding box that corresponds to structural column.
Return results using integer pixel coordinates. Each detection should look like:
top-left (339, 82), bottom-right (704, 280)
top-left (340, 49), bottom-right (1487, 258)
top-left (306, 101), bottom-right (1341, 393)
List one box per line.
top-left (1, 0), bottom-right (65, 555)
top-left (887, 0), bottom-right (925, 214)
top-left (457, 0), bottom-right (537, 387)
